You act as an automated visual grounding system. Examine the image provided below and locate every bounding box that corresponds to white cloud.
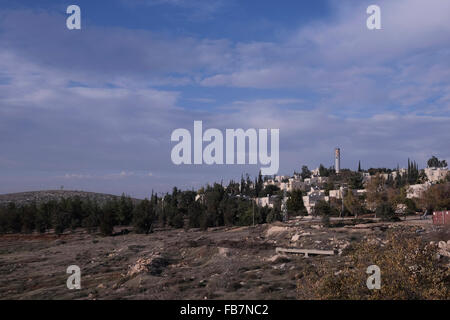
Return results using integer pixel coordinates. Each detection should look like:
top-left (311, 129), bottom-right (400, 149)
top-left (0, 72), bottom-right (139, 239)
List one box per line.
top-left (0, 2), bottom-right (448, 197)
top-left (200, 0), bottom-right (450, 115)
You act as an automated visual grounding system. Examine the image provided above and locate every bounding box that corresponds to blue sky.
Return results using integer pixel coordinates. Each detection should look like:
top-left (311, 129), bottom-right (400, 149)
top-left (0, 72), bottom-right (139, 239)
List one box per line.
top-left (0, 0), bottom-right (449, 198)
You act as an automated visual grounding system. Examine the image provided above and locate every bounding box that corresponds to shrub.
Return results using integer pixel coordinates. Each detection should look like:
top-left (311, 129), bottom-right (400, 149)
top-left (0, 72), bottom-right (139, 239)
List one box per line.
top-left (99, 211), bottom-right (115, 236)
top-left (188, 201), bottom-right (204, 228)
top-left (297, 232), bottom-right (449, 300)
top-left (170, 213), bottom-right (184, 228)
top-left (53, 212), bottom-right (71, 235)
top-left (314, 200), bottom-right (331, 217)
top-left (132, 199), bottom-right (155, 234)
top-left (375, 202), bottom-right (397, 221)
top-left (266, 208), bottom-right (282, 223)
top-left (321, 214), bottom-right (331, 227)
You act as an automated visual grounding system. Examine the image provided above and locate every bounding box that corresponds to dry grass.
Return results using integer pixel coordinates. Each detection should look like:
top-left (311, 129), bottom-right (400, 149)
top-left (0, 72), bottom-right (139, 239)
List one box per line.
top-left (297, 231), bottom-right (450, 300)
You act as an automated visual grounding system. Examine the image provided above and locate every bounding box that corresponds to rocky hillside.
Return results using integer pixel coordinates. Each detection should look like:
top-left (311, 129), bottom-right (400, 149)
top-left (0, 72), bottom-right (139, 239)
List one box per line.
top-left (0, 190), bottom-right (140, 206)
top-left (0, 217), bottom-right (446, 300)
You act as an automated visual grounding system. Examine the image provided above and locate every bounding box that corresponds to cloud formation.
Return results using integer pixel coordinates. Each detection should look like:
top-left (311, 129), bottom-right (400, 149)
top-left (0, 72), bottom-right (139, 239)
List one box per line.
top-left (0, 0), bottom-right (448, 198)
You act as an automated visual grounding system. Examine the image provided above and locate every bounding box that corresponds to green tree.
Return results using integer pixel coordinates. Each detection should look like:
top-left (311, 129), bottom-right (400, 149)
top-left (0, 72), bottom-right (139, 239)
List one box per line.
top-left (314, 200), bottom-right (331, 216)
top-left (266, 207), bottom-right (282, 223)
top-left (53, 211), bottom-right (71, 235)
top-left (6, 203), bottom-right (22, 233)
top-left (407, 159), bottom-right (419, 184)
top-left (82, 200), bottom-right (101, 233)
top-left (237, 207), bottom-right (255, 226)
top-left (347, 173), bottom-right (364, 190)
top-left (117, 194), bottom-right (134, 226)
top-left (254, 171), bottom-right (264, 197)
top-left (99, 210), bottom-right (115, 236)
top-left (132, 199), bottom-right (155, 234)
top-left (418, 183), bottom-right (450, 211)
top-left (376, 202), bottom-right (396, 221)
top-left (301, 165), bottom-right (311, 179)
top-left (319, 164), bottom-right (330, 177)
top-left (343, 190), bottom-right (362, 218)
top-left (427, 156), bottom-right (448, 168)
top-left (36, 201), bottom-right (56, 233)
top-left (67, 196), bottom-right (83, 229)
top-left (0, 207), bottom-right (8, 234)
top-left (262, 184), bottom-right (280, 196)
top-left (21, 203), bottom-right (36, 233)
top-left (287, 189), bottom-right (306, 216)
top-left (188, 201), bottom-right (205, 228)
top-left (366, 173), bottom-right (388, 212)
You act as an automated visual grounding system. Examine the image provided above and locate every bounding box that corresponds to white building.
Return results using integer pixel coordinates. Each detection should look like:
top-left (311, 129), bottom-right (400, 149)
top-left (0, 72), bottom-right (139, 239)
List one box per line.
top-left (303, 176), bottom-right (328, 185)
top-left (406, 183), bottom-right (431, 199)
top-left (254, 195), bottom-right (279, 208)
top-left (195, 194), bottom-right (204, 202)
top-left (328, 188), bottom-right (366, 200)
top-left (329, 188), bottom-right (343, 200)
top-left (424, 167), bottom-right (448, 183)
top-left (303, 187), bottom-right (329, 215)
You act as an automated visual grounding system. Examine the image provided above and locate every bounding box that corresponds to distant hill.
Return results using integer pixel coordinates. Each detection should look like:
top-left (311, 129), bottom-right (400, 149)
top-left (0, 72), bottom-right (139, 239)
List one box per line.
top-left (0, 190), bottom-right (141, 206)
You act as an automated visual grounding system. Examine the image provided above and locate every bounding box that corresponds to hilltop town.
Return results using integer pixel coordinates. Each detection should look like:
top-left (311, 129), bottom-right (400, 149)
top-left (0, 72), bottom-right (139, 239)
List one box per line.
top-left (250, 152), bottom-right (449, 218)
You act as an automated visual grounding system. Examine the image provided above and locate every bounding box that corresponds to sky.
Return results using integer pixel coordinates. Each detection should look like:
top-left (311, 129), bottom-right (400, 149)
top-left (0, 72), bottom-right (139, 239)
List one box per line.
top-left (0, 0), bottom-right (449, 198)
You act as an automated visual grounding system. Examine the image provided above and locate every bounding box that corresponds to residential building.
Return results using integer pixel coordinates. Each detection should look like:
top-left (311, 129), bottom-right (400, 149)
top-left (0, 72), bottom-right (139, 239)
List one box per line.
top-left (424, 167), bottom-right (448, 183)
top-left (303, 187), bottom-right (329, 215)
top-left (406, 182), bottom-right (431, 199)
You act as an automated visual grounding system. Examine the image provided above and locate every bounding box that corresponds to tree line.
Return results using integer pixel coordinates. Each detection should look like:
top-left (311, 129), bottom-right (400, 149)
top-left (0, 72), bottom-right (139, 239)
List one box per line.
top-left (0, 177), bottom-right (307, 236)
top-left (1, 156), bottom-right (448, 235)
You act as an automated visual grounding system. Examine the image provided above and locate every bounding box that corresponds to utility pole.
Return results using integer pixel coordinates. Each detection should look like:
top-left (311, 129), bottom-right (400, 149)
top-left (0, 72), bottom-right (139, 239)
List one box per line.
top-left (252, 199), bottom-right (255, 227)
top-left (281, 186), bottom-right (288, 222)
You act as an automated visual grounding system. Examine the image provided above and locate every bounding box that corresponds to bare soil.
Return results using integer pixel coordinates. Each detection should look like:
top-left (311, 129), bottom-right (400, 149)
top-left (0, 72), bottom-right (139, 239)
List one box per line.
top-left (0, 216), bottom-right (447, 300)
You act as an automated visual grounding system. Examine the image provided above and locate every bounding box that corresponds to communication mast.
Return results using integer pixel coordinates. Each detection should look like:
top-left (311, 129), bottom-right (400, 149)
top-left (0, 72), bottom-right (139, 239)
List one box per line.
top-left (335, 148), bottom-right (341, 174)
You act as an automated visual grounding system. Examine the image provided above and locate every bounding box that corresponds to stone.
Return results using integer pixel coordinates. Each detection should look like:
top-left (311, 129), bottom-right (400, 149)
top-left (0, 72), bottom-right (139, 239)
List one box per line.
top-left (265, 226), bottom-right (288, 237)
top-left (218, 247), bottom-right (231, 257)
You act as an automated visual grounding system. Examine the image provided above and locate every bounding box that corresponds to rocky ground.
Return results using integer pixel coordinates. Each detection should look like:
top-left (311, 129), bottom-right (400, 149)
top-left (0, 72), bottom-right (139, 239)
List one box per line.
top-left (0, 216), bottom-right (448, 300)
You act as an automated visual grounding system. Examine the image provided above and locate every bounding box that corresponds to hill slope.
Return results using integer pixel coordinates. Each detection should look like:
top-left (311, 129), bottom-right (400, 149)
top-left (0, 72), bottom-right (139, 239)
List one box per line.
top-left (0, 190), bottom-right (140, 206)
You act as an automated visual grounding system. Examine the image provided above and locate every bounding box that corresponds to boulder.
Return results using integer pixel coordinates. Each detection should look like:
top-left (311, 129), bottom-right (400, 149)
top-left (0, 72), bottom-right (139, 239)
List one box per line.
top-left (218, 247), bottom-right (231, 257)
top-left (265, 226), bottom-right (288, 237)
top-left (268, 254), bottom-right (291, 264)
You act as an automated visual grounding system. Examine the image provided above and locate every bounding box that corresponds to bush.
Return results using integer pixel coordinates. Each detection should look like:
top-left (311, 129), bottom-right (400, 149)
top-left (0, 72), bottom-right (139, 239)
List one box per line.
top-left (53, 212), bottom-right (71, 235)
top-left (187, 202), bottom-right (204, 228)
top-left (376, 202), bottom-right (397, 221)
top-left (83, 209), bottom-right (100, 233)
top-left (117, 194), bottom-right (134, 226)
top-left (237, 208), bottom-right (254, 226)
top-left (99, 211), bottom-right (115, 236)
top-left (314, 200), bottom-right (331, 217)
top-left (266, 208), bottom-right (282, 223)
top-left (132, 199), bottom-right (155, 234)
top-left (297, 232), bottom-right (449, 300)
top-left (321, 214), bottom-right (331, 227)
top-left (417, 183), bottom-right (450, 211)
top-left (170, 213), bottom-right (184, 228)
top-left (287, 190), bottom-right (307, 216)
